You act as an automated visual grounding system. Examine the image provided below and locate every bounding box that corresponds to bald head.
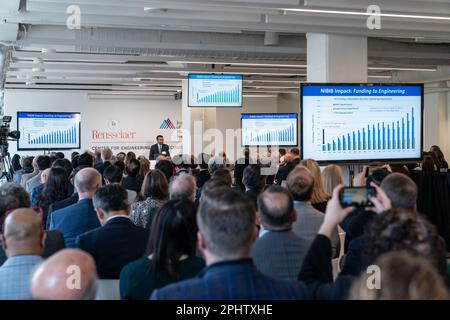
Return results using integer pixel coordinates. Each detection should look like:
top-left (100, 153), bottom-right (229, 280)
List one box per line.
top-left (74, 168), bottom-right (102, 196)
top-left (1, 208), bottom-right (44, 258)
top-left (31, 249), bottom-right (98, 300)
top-left (258, 185), bottom-right (295, 230)
top-left (286, 166), bottom-right (314, 201)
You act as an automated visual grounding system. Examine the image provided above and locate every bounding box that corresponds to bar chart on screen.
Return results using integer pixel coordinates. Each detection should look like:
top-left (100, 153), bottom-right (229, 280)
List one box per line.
top-left (241, 113), bottom-right (298, 146)
top-left (322, 108), bottom-right (416, 152)
top-left (18, 112), bottom-right (81, 150)
top-left (301, 85), bottom-right (423, 162)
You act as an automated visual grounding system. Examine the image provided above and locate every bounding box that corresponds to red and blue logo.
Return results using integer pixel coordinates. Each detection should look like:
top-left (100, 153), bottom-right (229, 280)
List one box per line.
top-left (160, 118), bottom-right (176, 129)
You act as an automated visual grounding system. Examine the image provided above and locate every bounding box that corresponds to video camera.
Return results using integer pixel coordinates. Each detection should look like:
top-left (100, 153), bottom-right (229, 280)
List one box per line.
top-left (0, 115), bottom-right (20, 156)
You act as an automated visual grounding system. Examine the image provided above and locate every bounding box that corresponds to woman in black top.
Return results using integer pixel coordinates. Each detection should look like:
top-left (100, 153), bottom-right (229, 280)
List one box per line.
top-left (120, 198), bottom-right (205, 300)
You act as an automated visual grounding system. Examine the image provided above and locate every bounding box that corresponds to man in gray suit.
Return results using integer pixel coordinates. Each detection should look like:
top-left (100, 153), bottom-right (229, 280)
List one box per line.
top-left (252, 186), bottom-right (310, 281)
top-left (287, 166), bottom-right (340, 258)
top-left (24, 155), bottom-right (51, 193)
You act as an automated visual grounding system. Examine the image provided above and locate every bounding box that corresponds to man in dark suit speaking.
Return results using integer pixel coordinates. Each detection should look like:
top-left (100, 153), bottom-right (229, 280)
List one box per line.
top-left (149, 135), bottom-right (170, 160)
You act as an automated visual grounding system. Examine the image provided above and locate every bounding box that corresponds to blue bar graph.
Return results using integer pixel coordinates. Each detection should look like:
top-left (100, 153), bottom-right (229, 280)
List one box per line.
top-left (322, 108), bottom-right (416, 152)
top-left (29, 124), bottom-right (78, 145)
top-left (197, 85), bottom-right (241, 105)
top-left (249, 123), bottom-right (295, 145)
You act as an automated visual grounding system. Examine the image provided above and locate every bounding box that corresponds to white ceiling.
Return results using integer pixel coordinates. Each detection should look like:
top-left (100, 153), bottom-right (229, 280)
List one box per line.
top-left (1, 0), bottom-right (450, 95)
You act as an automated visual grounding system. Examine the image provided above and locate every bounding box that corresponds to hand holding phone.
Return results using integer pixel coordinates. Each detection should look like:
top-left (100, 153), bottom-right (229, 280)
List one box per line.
top-left (339, 187), bottom-right (376, 208)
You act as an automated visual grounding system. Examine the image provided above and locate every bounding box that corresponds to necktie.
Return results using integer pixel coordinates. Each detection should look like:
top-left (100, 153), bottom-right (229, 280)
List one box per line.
top-left (159, 144), bottom-right (161, 154)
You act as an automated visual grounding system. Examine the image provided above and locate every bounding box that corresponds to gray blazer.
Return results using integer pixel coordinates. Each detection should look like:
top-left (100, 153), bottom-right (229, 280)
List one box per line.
top-left (252, 230), bottom-right (310, 281)
top-left (292, 201), bottom-right (340, 258)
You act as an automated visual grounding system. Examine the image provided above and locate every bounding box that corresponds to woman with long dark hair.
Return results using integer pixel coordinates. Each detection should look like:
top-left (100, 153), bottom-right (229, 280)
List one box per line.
top-left (35, 167), bottom-right (71, 228)
top-left (120, 199), bottom-right (205, 300)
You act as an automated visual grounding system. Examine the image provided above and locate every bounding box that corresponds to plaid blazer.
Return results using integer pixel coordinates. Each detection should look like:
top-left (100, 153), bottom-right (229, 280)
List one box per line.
top-left (150, 259), bottom-right (308, 300)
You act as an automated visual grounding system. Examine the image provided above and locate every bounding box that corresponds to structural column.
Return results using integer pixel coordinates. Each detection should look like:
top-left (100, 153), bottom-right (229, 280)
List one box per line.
top-left (306, 33), bottom-right (368, 183)
top-left (307, 33), bottom-right (368, 83)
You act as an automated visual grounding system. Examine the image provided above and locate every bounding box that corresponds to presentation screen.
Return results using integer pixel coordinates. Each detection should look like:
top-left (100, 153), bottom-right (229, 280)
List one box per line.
top-left (188, 74), bottom-right (243, 107)
top-left (241, 113), bottom-right (298, 147)
top-left (301, 84), bottom-right (423, 163)
top-left (17, 112), bottom-right (81, 150)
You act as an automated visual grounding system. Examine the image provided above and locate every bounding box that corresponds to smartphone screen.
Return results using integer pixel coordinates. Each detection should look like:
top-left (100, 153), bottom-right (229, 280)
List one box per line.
top-left (340, 187), bottom-right (376, 207)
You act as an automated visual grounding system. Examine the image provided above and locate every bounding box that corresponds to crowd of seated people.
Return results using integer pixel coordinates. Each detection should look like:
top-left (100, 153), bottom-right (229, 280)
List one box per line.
top-left (0, 146), bottom-right (449, 300)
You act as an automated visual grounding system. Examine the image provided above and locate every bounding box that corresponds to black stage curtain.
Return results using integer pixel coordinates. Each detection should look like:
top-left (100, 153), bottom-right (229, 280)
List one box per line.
top-left (410, 171), bottom-right (450, 251)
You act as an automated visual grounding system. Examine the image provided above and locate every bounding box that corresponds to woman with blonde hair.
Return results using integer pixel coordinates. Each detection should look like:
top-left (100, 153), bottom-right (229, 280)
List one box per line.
top-left (300, 159), bottom-right (330, 212)
top-left (322, 165), bottom-right (344, 196)
top-left (350, 251), bottom-right (449, 300)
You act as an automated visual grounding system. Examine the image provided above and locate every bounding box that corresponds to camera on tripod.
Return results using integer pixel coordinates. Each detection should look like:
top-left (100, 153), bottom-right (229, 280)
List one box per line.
top-left (0, 116), bottom-right (21, 182)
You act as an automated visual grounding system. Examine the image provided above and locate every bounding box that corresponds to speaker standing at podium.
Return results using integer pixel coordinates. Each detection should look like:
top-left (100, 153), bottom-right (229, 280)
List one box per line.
top-left (149, 135), bottom-right (170, 160)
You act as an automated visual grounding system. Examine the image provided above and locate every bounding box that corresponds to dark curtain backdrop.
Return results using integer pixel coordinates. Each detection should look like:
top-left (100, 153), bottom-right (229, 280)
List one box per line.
top-left (410, 171), bottom-right (450, 251)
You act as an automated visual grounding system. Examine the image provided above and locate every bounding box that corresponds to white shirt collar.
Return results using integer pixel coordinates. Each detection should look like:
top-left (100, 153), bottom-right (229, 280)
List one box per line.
top-left (105, 215), bottom-right (130, 223)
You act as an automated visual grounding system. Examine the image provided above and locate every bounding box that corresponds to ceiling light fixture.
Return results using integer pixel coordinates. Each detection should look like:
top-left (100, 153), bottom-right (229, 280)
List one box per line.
top-left (281, 8), bottom-right (450, 21)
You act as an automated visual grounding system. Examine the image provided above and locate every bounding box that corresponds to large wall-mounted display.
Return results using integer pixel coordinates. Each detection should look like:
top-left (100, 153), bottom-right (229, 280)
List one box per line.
top-left (301, 84), bottom-right (424, 163)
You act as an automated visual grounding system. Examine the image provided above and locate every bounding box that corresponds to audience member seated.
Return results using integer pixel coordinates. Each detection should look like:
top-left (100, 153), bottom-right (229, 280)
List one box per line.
top-left (35, 167), bottom-right (71, 228)
top-left (77, 152), bottom-right (95, 169)
top-left (350, 251), bottom-right (449, 300)
top-left (13, 156), bottom-right (33, 185)
top-left (298, 185), bottom-right (447, 299)
top-left (52, 157), bottom-right (72, 173)
top-left (208, 155), bottom-right (227, 174)
top-left (103, 165), bottom-right (137, 204)
top-left (322, 165), bottom-right (344, 196)
top-left (31, 249), bottom-right (98, 300)
top-left (120, 199), bottom-right (205, 300)
top-left (116, 152), bottom-right (126, 162)
top-left (122, 159), bottom-right (143, 193)
top-left (49, 168), bottom-right (102, 248)
top-left (30, 168), bottom-right (50, 208)
top-left (340, 173), bottom-right (418, 276)
top-left (0, 183), bottom-right (65, 265)
top-left (287, 166), bottom-right (340, 258)
top-left (125, 151), bottom-right (137, 165)
top-left (0, 209), bottom-right (44, 299)
top-left (20, 156), bottom-right (38, 188)
top-left (199, 177), bottom-right (230, 203)
top-left (211, 168), bottom-right (232, 187)
top-left (150, 188), bottom-right (308, 300)
top-left (252, 186), bottom-right (309, 281)
top-left (25, 156), bottom-right (52, 193)
top-left (243, 165), bottom-right (266, 209)
top-left (300, 159), bottom-right (330, 213)
top-left (130, 169), bottom-right (168, 229)
top-left (234, 148), bottom-right (252, 191)
top-left (138, 156), bottom-right (151, 179)
top-left (275, 147), bottom-right (300, 184)
top-left (430, 145), bottom-right (449, 170)
top-left (169, 174), bottom-right (197, 203)
top-left (155, 159), bottom-right (174, 182)
top-left (195, 153), bottom-right (211, 189)
top-left (76, 184), bottom-right (148, 279)
top-left (172, 154), bottom-right (192, 176)
top-left (94, 148), bottom-right (114, 175)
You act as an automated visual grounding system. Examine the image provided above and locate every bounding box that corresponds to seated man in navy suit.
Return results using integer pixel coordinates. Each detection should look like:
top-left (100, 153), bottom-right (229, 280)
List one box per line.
top-left (76, 184), bottom-right (148, 279)
top-left (49, 168), bottom-right (102, 248)
top-left (151, 188), bottom-right (309, 300)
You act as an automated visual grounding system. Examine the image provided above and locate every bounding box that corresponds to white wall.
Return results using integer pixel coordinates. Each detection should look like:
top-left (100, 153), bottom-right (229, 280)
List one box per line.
top-left (423, 82), bottom-right (450, 160)
top-left (4, 90), bottom-right (182, 158)
top-left (4, 90), bottom-right (284, 161)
